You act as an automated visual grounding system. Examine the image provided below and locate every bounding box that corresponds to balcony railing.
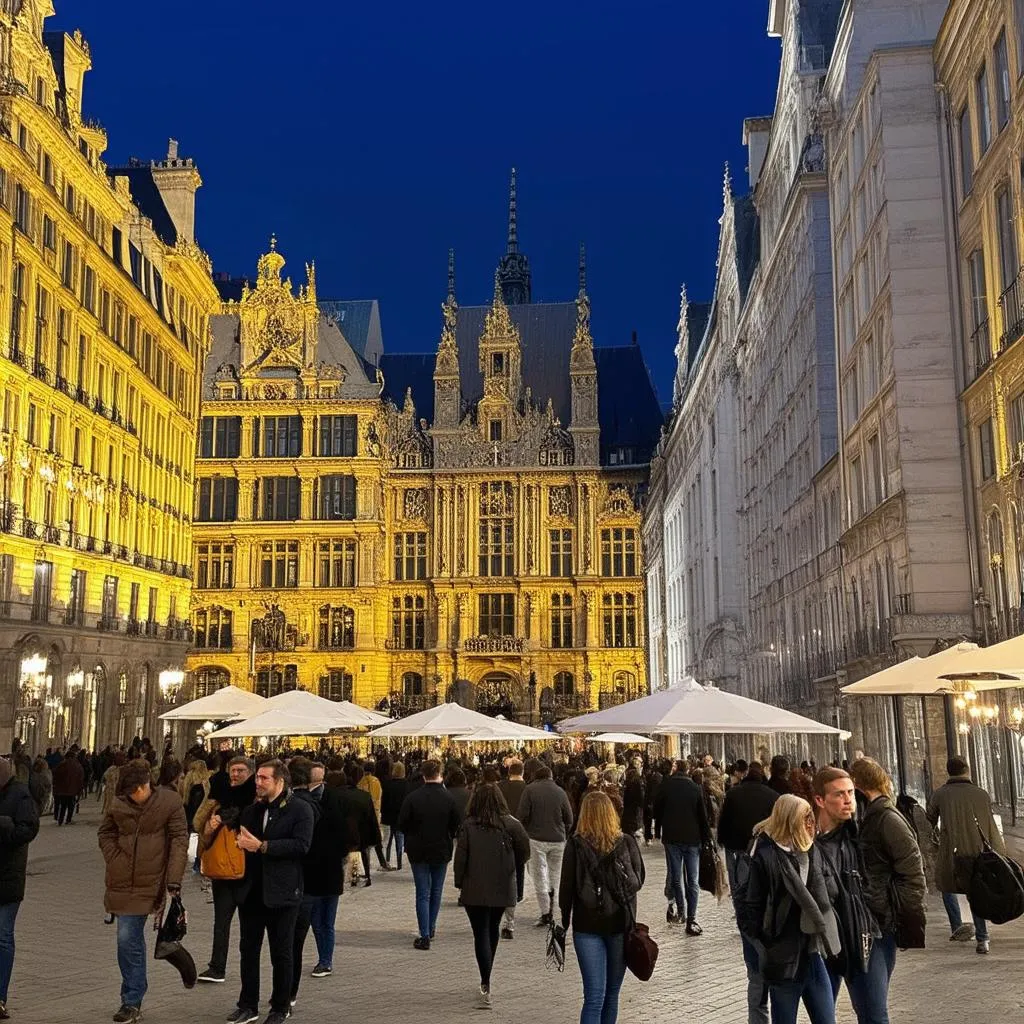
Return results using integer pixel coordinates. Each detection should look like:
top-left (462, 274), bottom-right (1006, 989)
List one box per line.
top-left (464, 635), bottom-right (527, 653)
top-left (999, 268), bottom-right (1024, 353)
top-left (971, 318), bottom-right (992, 380)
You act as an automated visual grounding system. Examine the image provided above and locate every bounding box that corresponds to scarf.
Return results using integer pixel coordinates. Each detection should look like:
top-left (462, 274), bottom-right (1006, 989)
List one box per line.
top-left (774, 844), bottom-right (841, 957)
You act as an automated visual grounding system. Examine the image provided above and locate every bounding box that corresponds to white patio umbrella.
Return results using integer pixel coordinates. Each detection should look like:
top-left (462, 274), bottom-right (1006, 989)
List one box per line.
top-left (558, 679), bottom-right (841, 736)
top-left (207, 708), bottom-right (338, 740)
top-left (367, 702), bottom-right (502, 739)
top-left (589, 732), bottom-right (655, 745)
top-left (266, 689), bottom-right (391, 728)
top-left (453, 720), bottom-right (556, 743)
top-left (159, 685), bottom-right (267, 721)
top-left (841, 641), bottom-right (1024, 696)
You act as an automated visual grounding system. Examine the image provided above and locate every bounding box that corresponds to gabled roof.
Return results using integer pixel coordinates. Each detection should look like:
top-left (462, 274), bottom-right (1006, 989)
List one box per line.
top-left (319, 299), bottom-right (384, 368)
top-left (106, 162), bottom-right (178, 246)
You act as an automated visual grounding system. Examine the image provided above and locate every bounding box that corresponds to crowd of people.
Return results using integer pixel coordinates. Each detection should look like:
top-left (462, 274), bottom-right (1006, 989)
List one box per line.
top-left (0, 734), bottom-right (1012, 1024)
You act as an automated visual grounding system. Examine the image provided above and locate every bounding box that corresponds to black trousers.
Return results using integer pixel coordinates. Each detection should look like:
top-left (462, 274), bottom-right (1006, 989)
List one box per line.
top-left (55, 795), bottom-right (76, 824)
top-left (209, 879), bottom-right (246, 974)
top-left (464, 905), bottom-right (505, 987)
top-left (237, 900), bottom-right (299, 1014)
top-left (290, 896), bottom-right (313, 1000)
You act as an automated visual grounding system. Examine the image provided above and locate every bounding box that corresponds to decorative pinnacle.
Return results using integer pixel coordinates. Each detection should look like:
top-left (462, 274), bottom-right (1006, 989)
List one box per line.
top-left (447, 248), bottom-right (456, 301)
top-left (722, 161), bottom-right (732, 201)
top-left (507, 167), bottom-right (518, 254)
top-left (578, 242), bottom-right (587, 295)
top-left (269, 233), bottom-right (277, 252)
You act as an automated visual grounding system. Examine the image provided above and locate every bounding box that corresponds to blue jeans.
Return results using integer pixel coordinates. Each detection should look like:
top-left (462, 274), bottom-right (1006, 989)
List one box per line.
top-left (941, 892), bottom-right (989, 941)
top-left (827, 933), bottom-right (896, 1024)
top-left (769, 952), bottom-right (835, 1024)
top-left (664, 843), bottom-right (700, 921)
top-left (309, 895), bottom-right (339, 968)
top-left (0, 902), bottom-right (20, 1003)
top-left (573, 930), bottom-right (627, 1024)
top-left (116, 914), bottom-right (148, 1009)
top-left (386, 827), bottom-right (405, 867)
top-left (410, 861), bottom-right (446, 939)
top-left (741, 932), bottom-right (769, 1024)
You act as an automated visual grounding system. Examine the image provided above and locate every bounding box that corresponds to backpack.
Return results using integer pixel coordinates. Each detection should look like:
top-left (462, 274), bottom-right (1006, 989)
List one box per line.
top-left (967, 825), bottom-right (1024, 925)
top-left (200, 824), bottom-right (246, 881)
top-left (576, 836), bottom-right (641, 916)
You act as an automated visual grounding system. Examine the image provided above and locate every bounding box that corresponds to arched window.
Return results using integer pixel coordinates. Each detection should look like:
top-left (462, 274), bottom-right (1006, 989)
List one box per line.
top-left (403, 671), bottom-right (424, 696)
top-left (553, 671), bottom-right (574, 697)
top-left (193, 667), bottom-right (230, 698)
top-left (988, 510), bottom-right (1009, 621)
top-left (318, 605), bottom-right (354, 649)
top-left (255, 664), bottom-right (298, 697)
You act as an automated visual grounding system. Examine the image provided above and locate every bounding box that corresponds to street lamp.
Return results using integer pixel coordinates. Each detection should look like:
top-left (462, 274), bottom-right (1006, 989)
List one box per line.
top-left (159, 669), bottom-right (185, 703)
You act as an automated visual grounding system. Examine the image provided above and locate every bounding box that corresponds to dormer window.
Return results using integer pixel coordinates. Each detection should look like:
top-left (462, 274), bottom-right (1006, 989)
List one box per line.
top-left (489, 419), bottom-right (503, 442)
top-left (491, 352), bottom-right (505, 375)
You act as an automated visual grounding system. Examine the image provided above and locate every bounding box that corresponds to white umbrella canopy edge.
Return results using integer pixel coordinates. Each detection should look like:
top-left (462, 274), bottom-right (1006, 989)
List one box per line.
top-left (367, 702), bottom-right (503, 739)
top-left (264, 689), bottom-right (391, 728)
top-left (589, 732), bottom-right (656, 745)
top-left (452, 722), bottom-right (557, 742)
top-left (159, 684), bottom-right (268, 721)
top-left (207, 708), bottom-right (338, 739)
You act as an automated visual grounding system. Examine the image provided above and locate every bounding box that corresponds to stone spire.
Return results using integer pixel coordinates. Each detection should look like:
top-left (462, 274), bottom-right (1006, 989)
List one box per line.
top-left (496, 168), bottom-right (532, 305)
top-left (432, 250), bottom-right (461, 430)
top-left (570, 242), bottom-right (598, 465)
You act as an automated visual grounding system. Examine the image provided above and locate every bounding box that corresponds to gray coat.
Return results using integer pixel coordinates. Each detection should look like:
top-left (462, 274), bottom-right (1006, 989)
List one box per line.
top-left (453, 815), bottom-right (531, 908)
top-left (518, 778), bottom-right (573, 842)
top-left (926, 776), bottom-right (1005, 894)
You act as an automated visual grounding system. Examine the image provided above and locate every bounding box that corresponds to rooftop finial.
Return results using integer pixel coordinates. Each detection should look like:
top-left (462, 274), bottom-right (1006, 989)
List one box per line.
top-left (269, 233), bottom-right (277, 252)
top-left (447, 248), bottom-right (456, 301)
top-left (507, 167), bottom-right (518, 254)
top-left (723, 161), bottom-right (733, 201)
top-left (578, 242), bottom-right (587, 295)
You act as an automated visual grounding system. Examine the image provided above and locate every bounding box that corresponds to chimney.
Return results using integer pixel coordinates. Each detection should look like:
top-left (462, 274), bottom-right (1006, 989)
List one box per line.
top-left (743, 116), bottom-right (773, 191)
top-left (631, 330), bottom-right (638, 346)
top-left (149, 138), bottom-right (202, 243)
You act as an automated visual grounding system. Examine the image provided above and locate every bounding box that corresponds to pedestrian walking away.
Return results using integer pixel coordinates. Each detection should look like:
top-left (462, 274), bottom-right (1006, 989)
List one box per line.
top-left (453, 782), bottom-right (530, 1010)
top-left (518, 764), bottom-right (574, 926)
top-left (97, 758), bottom-right (188, 1024)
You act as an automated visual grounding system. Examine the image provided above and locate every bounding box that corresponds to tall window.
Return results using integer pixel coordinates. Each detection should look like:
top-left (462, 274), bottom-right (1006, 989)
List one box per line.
top-left (316, 475), bottom-right (356, 520)
top-left (319, 670), bottom-right (353, 702)
top-left (553, 671), bottom-right (575, 697)
top-left (979, 418), bottom-right (997, 480)
top-left (193, 668), bottom-right (229, 698)
top-left (9, 261), bottom-right (25, 355)
top-left (194, 608), bottom-right (233, 649)
top-left (968, 248), bottom-right (989, 329)
top-left (958, 106), bottom-right (974, 199)
top-left (1011, 391), bottom-right (1024, 460)
top-left (318, 415), bottom-right (357, 456)
top-left (129, 582), bottom-right (140, 623)
top-left (403, 671), bottom-right (424, 696)
top-left (255, 665), bottom-right (298, 697)
top-left (550, 593), bottom-right (573, 648)
top-left (101, 574), bottom-right (118, 624)
top-left (479, 482), bottom-right (514, 576)
top-left (67, 569), bottom-right (86, 626)
top-left (549, 529), bottom-right (573, 577)
top-left (317, 539), bottom-right (357, 587)
top-left (600, 528), bottom-right (637, 577)
top-left (196, 543), bottom-right (234, 589)
top-left (259, 541), bottom-right (299, 588)
top-left (850, 454), bottom-right (865, 520)
top-left (258, 416), bottom-right (302, 458)
top-left (197, 478), bottom-right (238, 522)
top-left (479, 593), bottom-right (515, 637)
top-left (977, 64), bottom-right (993, 153)
top-left (995, 31), bottom-right (1012, 130)
top-left (602, 593), bottom-right (637, 647)
top-left (199, 416), bottom-right (241, 458)
top-left (394, 532), bottom-right (427, 580)
top-left (391, 595), bottom-right (425, 649)
top-left (318, 605), bottom-right (354, 649)
top-left (996, 186), bottom-right (1018, 291)
top-left (259, 477), bottom-right (300, 521)
top-left (867, 434), bottom-right (885, 507)
top-left (31, 560), bottom-right (53, 622)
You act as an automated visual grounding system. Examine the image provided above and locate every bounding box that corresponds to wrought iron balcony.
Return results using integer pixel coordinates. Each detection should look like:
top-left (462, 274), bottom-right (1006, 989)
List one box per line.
top-left (463, 635), bottom-right (527, 653)
top-left (999, 269), bottom-right (1024, 353)
top-left (970, 318), bottom-right (992, 380)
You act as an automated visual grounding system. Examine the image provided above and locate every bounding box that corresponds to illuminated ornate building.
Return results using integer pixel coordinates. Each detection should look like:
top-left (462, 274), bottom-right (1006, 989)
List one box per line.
top-left (0, 2), bottom-right (218, 751)
top-left (185, 179), bottom-right (663, 724)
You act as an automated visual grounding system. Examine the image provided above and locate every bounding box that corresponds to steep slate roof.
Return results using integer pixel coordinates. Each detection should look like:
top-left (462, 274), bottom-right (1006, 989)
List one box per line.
top-left (106, 162), bottom-right (178, 246)
top-left (319, 299), bottom-right (384, 368)
top-left (381, 301), bottom-right (663, 464)
top-left (687, 302), bottom-right (712, 371)
top-left (734, 195), bottom-right (761, 304)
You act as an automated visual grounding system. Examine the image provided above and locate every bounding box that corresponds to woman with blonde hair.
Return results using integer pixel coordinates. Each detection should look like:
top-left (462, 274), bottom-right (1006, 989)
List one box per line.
top-left (558, 790), bottom-right (645, 1024)
top-left (735, 794), bottom-right (840, 1024)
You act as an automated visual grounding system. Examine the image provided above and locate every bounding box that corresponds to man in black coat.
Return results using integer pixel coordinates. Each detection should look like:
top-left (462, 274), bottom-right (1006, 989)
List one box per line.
top-left (0, 757), bottom-right (39, 1017)
top-left (229, 759), bottom-right (315, 1024)
top-left (397, 760), bottom-right (460, 950)
top-left (653, 760), bottom-right (710, 934)
top-left (717, 761), bottom-right (779, 889)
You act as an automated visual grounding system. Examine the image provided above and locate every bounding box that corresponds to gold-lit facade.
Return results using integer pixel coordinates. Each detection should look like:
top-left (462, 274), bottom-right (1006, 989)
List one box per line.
top-left (0, 3), bottom-right (218, 751)
top-left (185, 214), bottom-right (663, 726)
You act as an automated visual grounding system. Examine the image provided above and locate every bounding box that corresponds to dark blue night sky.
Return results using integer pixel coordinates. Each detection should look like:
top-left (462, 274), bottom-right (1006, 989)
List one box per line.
top-left (61, 1), bottom-right (780, 405)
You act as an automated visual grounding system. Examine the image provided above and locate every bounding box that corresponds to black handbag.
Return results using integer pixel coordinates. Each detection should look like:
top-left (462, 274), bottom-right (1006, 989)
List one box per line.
top-left (699, 841), bottom-right (718, 895)
top-left (967, 823), bottom-right (1024, 925)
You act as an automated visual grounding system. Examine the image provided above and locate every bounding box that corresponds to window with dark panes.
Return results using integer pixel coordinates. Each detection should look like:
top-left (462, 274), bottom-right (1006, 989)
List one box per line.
top-left (317, 475), bottom-right (356, 520)
top-left (602, 592), bottom-right (637, 648)
top-left (549, 529), bottom-right (573, 576)
top-left (977, 64), bottom-right (993, 152)
top-left (995, 31), bottom-right (1012, 129)
top-left (478, 482), bottom-right (514, 576)
top-left (196, 543), bottom-right (234, 589)
top-left (319, 670), bottom-right (353, 702)
top-left (316, 539), bottom-right (356, 587)
top-left (67, 569), bottom-right (86, 626)
top-left (199, 417), bottom-right (241, 458)
top-left (958, 106), bottom-right (973, 199)
top-left (550, 593), bottom-right (573, 648)
top-left (197, 478), bottom-right (238, 521)
top-left (318, 605), bottom-right (355, 649)
top-left (262, 416), bottom-right (302, 458)
top-left (318, 415), bottom-right (357, 456)
top-left (979, 418), bottom-right (997, 480)
top-left (479, 593), bottom-right (515, 637)
top-left (101, 574), bottom-right (118, 623)
top-left (255, 665), bottom-right (298, 697)
top-left (259, 476), bottom-right (300, 521)
top-left (259, 541), bottom-right (299, 588)
top-left (394, 532), bottom-right (427, 580)
top-left (31, 560), bottom-right (53, 622)
top-left (391, 595), bottom-right (425, 649)
top-left (194, 607), bottom-right (232, 649)
top-left (600, 528), bottom-right (637, 576)
top-left (996, 186), bottom-right (1018, 291)
top-left (129, 582), bottom-right (140, 622)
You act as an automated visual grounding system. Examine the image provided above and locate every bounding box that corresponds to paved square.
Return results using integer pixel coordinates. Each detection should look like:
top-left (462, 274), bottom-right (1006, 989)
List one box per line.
top-left (10, 802), bottom-right (1024, 1023)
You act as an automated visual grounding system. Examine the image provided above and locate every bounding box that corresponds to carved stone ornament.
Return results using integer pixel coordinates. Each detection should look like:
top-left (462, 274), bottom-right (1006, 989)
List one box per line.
top-left (549, 485), bottom-right (573, 518)
top-left (600, 485), bottom-right (635, 518)
top-left (403, 487), bottom-right (429, 520)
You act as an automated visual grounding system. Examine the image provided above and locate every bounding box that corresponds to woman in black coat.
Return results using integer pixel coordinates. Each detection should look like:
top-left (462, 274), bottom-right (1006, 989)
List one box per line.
top-left (380, 762), bottom-right (409, 869)
top-left (453, 784), bottom-right (530, 1011)
top-left (620, 768), bottom-right (645, 836)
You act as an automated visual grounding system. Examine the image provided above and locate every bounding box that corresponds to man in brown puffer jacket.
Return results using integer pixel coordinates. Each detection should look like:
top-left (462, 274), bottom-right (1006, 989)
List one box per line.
top-left (98, 758), bottom-right (188, 1023)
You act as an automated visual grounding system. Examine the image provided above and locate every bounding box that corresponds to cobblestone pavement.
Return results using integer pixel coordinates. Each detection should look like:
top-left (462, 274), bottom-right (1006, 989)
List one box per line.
top-left (10, 801), bottom-right (1024, 1024)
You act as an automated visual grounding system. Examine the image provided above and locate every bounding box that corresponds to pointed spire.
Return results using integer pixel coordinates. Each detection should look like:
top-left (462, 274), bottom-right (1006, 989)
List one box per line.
top-left (507, 167), bottom-right (518, 254)
top-left (578, 242), bottom-right (587, 296)
top-left (677, 283), bottom-right (689, 342)
top-left (723, 161), bottom-right (733, 202)
top-left (447, 248), bottom-right (456, 302)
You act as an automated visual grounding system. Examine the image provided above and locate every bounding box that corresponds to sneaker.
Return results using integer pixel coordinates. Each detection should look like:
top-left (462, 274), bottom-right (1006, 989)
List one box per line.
top-left (666, 905), bottom-right (677, 924)
top-left (413, 936), bottom-right (431, 950)
top-left (262, 1013), bottom-right (291, 1024)
top-left (226, 1010), bottom-right (259, 1024)
top-left (310, 963), bottom-right (332, 978)
top-left (535, 912), bottom-right (552, 928)
top-left (0, 1000), bottom-right (10, 1020)
top-left (476, 984), bottom-right (492, 1010)
top-left (112, 1007), bottom-right (142, 1024)
top-left (198, 969), bottom-right (226, 983)
top-left (950, 923), bottom-right (975, 942)
top-left (685, 919), bottom-right (704, 936)
top-left (430, 930), bottom-right (436, 940)
top-left (500, 927), bottom-right (514, 940)
top-left (977, 939), bottom-right (990, 954)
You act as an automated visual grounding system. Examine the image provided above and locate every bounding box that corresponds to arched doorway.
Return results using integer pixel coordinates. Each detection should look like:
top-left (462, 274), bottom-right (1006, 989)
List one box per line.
top-left (475, 672), bottom-right (522, 719)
